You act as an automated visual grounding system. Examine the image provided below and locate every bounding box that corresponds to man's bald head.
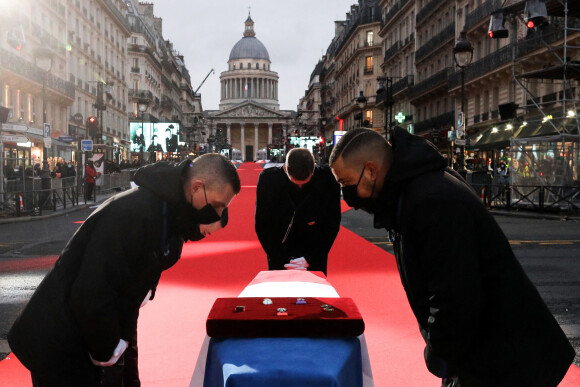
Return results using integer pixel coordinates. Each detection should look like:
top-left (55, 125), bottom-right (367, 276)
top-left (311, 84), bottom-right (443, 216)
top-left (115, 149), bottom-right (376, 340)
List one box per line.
top-left (330, 128), bottom-right (392, 169)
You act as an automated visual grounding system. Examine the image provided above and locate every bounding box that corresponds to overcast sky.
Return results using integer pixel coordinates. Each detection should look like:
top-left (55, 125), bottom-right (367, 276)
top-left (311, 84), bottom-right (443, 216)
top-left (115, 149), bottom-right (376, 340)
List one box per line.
top-left (152, 0), bottom-right (357, 111)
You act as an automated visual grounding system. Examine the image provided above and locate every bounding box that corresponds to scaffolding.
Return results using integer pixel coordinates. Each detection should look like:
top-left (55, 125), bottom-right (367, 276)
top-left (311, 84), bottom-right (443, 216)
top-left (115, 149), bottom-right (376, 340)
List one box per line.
top-left (507, 0), bottom-right (580, 135)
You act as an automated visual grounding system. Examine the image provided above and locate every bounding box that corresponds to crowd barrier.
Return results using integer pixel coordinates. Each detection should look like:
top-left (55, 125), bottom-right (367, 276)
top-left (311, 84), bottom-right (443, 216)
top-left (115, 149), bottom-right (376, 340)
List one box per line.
top-left (0, 170), bottom-right (132, 218)
top-left (471, 182), bottom-right (580, 213)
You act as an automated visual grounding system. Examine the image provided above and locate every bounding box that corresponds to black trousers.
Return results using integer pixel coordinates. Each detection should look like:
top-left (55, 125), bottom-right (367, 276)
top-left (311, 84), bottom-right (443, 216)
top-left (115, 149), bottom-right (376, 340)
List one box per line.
top-left (31, 365), bottom-right (101, 387)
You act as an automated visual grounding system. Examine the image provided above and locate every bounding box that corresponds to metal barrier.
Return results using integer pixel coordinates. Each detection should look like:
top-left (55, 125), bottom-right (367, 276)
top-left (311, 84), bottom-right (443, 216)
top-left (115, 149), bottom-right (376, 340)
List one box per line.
top-left (0, 170), bottom-right (132, 218)
top-left (471, 182), bottom-right (580, 213)
top-left (97, 170), bottom-right (131, 192)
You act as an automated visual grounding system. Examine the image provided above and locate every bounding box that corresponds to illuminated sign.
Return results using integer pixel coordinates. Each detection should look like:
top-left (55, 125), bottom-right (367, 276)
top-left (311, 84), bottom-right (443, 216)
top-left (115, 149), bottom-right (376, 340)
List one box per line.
top-left (395, 112), bottom-right (406, 124)
top-left (129, 122), bottom-right (184, 153)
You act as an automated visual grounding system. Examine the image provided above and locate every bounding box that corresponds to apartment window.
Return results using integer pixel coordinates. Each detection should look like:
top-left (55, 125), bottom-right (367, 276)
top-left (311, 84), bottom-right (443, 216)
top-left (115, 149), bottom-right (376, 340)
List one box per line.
top-left (240, 63), bottom-right (243, 69)
top-left (365, 110), bottom-right (373, 126)
top-left (366, 31), bottom-right (374, 46)
top-left (364, 56), bottom-right (373, 74)
top-left (256, 63), bottom-right (259, 69)
top-left (248, 62), bottom-right (251, 69)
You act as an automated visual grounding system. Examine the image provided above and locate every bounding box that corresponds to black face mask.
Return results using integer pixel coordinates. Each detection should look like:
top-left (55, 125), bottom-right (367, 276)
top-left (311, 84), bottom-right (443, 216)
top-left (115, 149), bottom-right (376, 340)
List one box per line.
top-left (190, 184), bottom-right (221, 225)
top-left (341, 165), bottom-right (377, 213)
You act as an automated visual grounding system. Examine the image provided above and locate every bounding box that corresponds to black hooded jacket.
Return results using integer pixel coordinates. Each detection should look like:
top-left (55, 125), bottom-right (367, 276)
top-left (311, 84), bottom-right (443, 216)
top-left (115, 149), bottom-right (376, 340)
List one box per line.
top-left (8, 160), bottom-right (206, 376)
top-left (374, 128), bottom-right (574, 386)
top-left (255, 165), bottom-right (341, 275)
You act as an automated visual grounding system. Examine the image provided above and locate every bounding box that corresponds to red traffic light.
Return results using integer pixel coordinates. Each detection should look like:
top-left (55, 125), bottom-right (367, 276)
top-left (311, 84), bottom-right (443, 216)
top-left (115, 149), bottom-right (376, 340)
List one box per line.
top-left (527, 20), bottom-right (535, 28)
top-left (87, 116), bottom-right (96, 124)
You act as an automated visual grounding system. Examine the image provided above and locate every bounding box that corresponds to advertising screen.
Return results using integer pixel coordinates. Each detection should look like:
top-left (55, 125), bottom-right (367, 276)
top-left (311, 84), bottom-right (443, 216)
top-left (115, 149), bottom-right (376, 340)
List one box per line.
top-left (129, 122), bottom-right (183, 153)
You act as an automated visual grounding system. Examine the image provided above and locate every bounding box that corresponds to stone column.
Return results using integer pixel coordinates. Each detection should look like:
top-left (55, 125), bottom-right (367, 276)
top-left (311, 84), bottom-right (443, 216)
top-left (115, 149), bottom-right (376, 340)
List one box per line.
top-left (268, 123), bottom-right (272, 144)
top-left (241, 124), bottom-right (245, 161)
top-left (254, 123), bottom-right (259, 158)
top-left (226, 123), bottom-right (231, 144)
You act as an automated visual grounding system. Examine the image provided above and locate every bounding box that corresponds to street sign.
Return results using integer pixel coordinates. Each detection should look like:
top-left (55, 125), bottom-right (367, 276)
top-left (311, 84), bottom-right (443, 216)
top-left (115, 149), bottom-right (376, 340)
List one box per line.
top-left (457, 112), bottom-right (463, 127)
top-left (456, 139), bottom-right (466, 146)
top-left (44, 137), bottom-right (52, 149)
top-left (1, 123), bottom-right (27, 132)
top-left (59, 136), bottom-right (76, 142)
top-left (81, 139), bottom-right (93, 151)
top-left (43, 123), bottom-right (51, 137)
top-left (1, 134), bottom-right (29, 143)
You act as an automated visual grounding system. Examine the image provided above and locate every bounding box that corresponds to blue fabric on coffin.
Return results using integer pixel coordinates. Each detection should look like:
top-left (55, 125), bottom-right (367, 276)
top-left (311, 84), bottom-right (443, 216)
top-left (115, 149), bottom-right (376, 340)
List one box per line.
top-left (203, 337), bottom-right (362, 387)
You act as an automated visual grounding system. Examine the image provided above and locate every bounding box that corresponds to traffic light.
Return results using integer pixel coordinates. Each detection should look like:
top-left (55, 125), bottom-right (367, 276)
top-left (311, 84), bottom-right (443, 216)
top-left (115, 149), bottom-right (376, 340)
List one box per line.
top-left (488, 11), bottom-right (508, 39)
top-left (87, 116), bottom-right (98, 136)
top-left (7, 28), bottom-right (25, 51)
top-left (525, 0), bottom-right (548, 29)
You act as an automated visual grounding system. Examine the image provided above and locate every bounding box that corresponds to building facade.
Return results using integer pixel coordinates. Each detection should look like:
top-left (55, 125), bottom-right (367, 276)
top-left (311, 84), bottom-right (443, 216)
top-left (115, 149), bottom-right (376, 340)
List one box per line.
top-left (206, 15), bottom-right (294, 162)
top-left (305, 0), bottom-right (579, 167)
top-left (1, 0), bottom-right (200, 176)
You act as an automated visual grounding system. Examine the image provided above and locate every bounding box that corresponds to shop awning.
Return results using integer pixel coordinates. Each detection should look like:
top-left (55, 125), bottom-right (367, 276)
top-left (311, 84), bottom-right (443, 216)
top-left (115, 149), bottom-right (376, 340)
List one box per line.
top-left (468, 118), bottom-right (580, 150)
top-left (468, 124), bottom-right (514, 150)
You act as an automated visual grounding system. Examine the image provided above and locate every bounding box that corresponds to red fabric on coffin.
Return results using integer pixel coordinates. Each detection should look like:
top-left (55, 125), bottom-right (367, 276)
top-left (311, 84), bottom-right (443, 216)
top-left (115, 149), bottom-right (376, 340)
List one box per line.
top-left (207, 297), bottom-right (364, 338)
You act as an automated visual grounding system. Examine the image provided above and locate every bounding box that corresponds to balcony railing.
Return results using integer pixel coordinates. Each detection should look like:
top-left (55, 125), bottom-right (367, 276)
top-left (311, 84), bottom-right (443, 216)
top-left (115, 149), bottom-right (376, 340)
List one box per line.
top-left (392, 75), bottom-right (414, 95)
top-left (410, 67), bottom-right (453, 99)
top-left (102, 0), bottom-right (131, 31)
top-left (0, 48), bottom-right (75, 100)
top-left (128, 89), bottom-right (153, 101)
top-left (384, 40), bottom-right (401, 61)
top-left (383, 0), bottom-right (410, 26)
top-left (465, 0), bottom-right (503, 30)
top-left (415, 23), bottom-right (455, 63)
top-left (414, 111), bottom-right (455, 133)
top-left (416, 0), bottom-right (442, 24)
top-left (449, 23), bottom-right (576, 89)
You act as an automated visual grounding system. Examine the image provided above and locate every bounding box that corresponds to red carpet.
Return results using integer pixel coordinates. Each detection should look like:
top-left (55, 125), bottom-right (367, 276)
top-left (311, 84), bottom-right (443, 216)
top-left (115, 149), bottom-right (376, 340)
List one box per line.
top-left (1, 161), bottom-right (579, 386)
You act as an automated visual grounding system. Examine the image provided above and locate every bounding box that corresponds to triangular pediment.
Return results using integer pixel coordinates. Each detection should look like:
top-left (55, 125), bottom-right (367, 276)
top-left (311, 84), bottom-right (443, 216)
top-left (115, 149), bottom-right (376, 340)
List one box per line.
top-left (211, 101), bottom-right (288, 119)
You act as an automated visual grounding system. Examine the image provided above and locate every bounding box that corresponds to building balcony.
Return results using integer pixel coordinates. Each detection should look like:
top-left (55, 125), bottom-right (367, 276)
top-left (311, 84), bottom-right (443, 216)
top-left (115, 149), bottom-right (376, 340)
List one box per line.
top-left (415, 22), bottom-right (455, 63)
top-left (0, 48), bottom-right (75, 100)
top-left (465, 0), bottom-right (503, 30)
top-left (392, 75), bottom-right (414, 95)
top-left (409, 67), bottom-right (453, 100)
top-left (449, 23), bottom-right (575, 89)
top-left (384, 41), bottom-right (401, 61)
top-left (414, 111), bottom-right (455, 133)
top-left (383, 0), bottom-right (410, 27)
top-left (416, 0), bottom-right (442, 25)
top-left (128, 89), bottom-right (153, 102)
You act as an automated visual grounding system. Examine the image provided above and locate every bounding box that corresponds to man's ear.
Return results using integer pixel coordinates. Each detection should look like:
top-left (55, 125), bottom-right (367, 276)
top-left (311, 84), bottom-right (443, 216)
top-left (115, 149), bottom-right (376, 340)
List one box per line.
top-left (190, 179), bottom-right (203, 192)
top-left (364, 160), bottom-right (380, 180)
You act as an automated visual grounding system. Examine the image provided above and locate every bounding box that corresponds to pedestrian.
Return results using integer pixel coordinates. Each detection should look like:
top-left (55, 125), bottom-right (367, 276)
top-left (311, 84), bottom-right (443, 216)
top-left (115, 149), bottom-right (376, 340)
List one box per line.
top-left (255, 147), bottom-right (341, 275)
top-left (329, 127), bottom-right (575, 387)
top-left (8, 153), bottom-right (240, 386)
top-left (85, 160), bottom-right (98, 200)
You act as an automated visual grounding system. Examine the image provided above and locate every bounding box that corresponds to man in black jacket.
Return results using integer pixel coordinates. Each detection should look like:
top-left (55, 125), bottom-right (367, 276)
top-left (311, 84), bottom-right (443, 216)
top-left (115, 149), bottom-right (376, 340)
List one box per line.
top-left (255, 148), bottom-right (341, 275)
top-left (8, 153), bottom-right (240, 386)
top-left (329, 128), bottom-right (575, 387)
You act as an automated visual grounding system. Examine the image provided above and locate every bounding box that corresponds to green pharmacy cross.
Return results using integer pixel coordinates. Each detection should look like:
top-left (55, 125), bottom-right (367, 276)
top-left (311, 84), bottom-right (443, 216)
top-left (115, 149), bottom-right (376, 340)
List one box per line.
top-left (395, 112), bottom-right (406, 124)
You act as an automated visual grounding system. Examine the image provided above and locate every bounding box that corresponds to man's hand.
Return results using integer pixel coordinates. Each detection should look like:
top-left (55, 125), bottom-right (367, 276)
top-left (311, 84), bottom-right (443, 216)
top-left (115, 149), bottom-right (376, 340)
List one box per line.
top-left (284, 257), bottom-right (309, 270)
top-left (89, 339), bottom-right (128, 367)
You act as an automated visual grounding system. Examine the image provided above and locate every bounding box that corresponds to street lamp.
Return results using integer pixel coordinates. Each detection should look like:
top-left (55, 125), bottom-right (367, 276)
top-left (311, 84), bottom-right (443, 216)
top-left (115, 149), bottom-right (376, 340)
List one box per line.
top-left (35, 47), bottom-right (53, 162)
top-left (138, 99), bottom-right (149, 162)
top-left (356, 91), bottom-right (367, 127)
top-left (453, 30), bottom-right (473, 172)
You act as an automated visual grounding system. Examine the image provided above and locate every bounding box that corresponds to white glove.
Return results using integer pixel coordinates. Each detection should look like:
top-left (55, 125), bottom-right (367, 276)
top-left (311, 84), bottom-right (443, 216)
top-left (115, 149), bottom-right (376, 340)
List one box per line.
top-left (89, 339), bottom-right (129, 367)
top-left (284, 257), bottom-right (309, 270)
top-left (141, 289), bottom-right (152, 308)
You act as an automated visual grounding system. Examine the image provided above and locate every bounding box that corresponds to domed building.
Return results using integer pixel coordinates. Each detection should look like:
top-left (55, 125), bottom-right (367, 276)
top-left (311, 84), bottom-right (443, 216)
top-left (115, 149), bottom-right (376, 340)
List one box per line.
top-left (206, 13), bottom-right (294, 162)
